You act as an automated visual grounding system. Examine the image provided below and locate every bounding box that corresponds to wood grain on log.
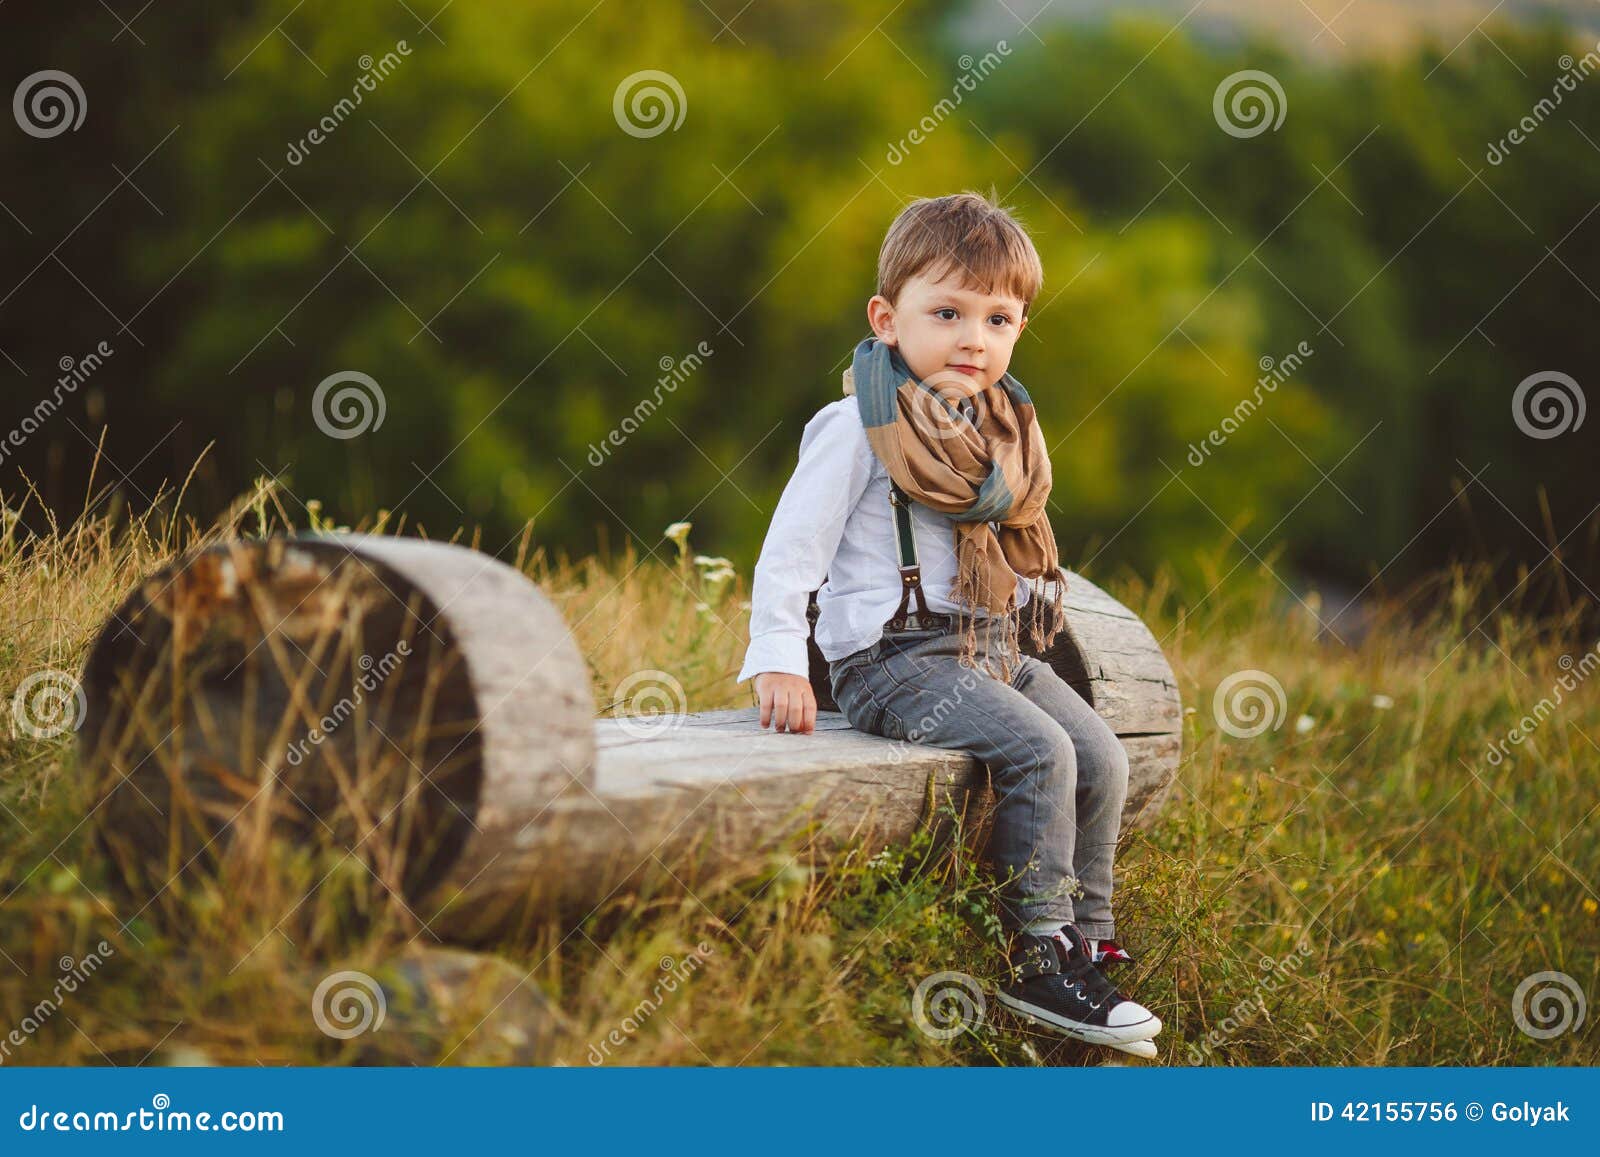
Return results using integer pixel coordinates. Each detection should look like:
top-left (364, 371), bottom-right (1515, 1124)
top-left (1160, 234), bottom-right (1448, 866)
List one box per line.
top-left (80, 535), bottom-right (592, 916)
top-left (431, 573), bottom-right (1183, 938)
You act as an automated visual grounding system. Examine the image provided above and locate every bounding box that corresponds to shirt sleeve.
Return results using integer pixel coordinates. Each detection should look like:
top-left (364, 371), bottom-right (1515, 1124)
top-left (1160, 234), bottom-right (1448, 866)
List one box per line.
top-left (736, 400), bottom-right (873, 684)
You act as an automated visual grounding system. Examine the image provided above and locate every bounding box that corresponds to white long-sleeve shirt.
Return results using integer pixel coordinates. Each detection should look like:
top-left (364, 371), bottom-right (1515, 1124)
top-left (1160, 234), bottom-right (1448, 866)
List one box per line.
top-left (736, 396), bottom-right (1031, 684)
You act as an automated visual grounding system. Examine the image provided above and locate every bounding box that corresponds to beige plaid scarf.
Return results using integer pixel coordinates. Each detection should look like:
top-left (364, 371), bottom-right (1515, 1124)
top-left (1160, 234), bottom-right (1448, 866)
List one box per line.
top-left (842, 335), bottom-right (1067, 682)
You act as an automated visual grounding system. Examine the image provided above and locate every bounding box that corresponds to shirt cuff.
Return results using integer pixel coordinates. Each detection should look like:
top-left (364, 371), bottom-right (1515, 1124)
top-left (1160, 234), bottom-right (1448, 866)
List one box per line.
top-left (736, 634), bottom-right (811, 684)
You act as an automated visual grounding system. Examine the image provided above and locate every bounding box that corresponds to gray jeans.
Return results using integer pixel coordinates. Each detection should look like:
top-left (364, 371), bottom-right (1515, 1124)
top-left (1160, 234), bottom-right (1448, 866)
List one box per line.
top-left (828, 620), bottom-right (1130, 937)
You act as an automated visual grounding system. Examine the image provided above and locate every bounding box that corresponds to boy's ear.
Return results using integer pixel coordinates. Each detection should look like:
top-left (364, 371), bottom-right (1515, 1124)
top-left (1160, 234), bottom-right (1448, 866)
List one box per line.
top-left (867, 294), bottom-right (897, 346)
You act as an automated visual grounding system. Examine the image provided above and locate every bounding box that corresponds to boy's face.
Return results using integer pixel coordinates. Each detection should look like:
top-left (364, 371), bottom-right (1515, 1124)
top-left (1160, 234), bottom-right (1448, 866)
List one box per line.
top-left (867, 267), bottom-right (1029, 394)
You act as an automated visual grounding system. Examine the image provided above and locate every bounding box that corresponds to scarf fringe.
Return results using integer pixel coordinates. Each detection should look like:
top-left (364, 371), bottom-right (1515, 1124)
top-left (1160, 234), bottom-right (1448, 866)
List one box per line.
top-left (954, 560), bottom-right (1071, 686)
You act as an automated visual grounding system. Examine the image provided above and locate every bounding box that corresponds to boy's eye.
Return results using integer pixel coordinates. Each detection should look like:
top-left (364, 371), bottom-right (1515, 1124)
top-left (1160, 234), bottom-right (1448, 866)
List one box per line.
top-left (934, 308), bottom-right (958, 321)
top-left (988, 314), bottom-right (1012, 326)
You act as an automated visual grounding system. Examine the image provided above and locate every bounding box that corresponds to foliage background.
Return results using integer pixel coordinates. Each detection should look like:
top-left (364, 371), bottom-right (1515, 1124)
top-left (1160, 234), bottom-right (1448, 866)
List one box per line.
top-left (1, 0), bottom-right (1596, 618)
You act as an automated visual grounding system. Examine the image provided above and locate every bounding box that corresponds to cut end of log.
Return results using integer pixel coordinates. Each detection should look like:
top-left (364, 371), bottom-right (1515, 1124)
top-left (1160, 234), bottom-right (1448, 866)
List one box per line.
top-left (79, 535), bottom-right (595, 912)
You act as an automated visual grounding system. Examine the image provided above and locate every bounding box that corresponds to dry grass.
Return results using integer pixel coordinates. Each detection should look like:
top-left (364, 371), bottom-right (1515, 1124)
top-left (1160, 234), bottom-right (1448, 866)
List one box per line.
top-left (1, 469), bottom-right (1596, 1067)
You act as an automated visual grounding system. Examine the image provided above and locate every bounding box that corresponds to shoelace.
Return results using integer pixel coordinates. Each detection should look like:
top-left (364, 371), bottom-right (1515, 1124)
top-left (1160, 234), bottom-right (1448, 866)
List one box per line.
top-left (1052, 932), bottom-right (1120, 1006)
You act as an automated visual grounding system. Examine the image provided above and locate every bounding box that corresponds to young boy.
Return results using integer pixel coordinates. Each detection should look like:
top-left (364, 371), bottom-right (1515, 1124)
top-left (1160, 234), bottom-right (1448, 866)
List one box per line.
top-left (735, 192), bottom-right (1161, 1054)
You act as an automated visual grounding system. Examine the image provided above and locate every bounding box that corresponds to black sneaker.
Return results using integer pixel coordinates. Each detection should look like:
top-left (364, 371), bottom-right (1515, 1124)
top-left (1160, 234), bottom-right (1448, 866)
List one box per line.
top-left (996, 923), bottom-right (1161, 1047)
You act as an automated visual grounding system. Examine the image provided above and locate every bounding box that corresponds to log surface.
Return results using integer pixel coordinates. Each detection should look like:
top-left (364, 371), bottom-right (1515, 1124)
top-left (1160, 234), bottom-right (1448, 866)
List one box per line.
top-left (437, 572), bottom-right (1183, 932)
top-left (80, 537), bottom-right (1182, 940)
top-left (436, 696), bottom-right (1180, 934)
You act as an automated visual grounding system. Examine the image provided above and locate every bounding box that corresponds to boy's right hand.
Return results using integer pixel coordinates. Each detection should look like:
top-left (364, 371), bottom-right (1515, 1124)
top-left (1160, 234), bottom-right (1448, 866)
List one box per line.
top-left (753, 672), bottom-right (817, 734)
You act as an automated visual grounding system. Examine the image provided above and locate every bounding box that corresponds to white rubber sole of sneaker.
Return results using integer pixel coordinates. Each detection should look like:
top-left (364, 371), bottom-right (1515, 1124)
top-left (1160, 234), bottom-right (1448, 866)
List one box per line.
top-left (1003, 1006), bottom-right (1162, 1058)
top-left (996, 990), bottom-right (1163, 1049)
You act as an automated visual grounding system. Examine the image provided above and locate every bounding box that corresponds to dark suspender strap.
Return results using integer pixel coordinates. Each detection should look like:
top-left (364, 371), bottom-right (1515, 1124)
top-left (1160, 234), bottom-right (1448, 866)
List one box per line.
top-left (891, 483), bottom-right (918, 568)
top-left (888, 483), bottom-right (931, 627)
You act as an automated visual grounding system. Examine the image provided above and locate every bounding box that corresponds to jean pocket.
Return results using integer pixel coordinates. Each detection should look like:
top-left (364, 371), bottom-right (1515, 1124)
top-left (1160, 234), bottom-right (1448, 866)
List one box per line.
top-left (876, 701), bottom-right (909, 740)
top-left (832, 662), bottom-right (913, 741)
top-left (829, 663), bottom-right (881, 735)
top-left (829, 645), bottom-right (873, 689)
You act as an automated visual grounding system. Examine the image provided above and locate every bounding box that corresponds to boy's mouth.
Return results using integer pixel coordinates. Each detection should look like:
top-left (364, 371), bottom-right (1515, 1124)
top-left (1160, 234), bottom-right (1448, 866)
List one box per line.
top-left (947, 364), bottom-right (983, 376)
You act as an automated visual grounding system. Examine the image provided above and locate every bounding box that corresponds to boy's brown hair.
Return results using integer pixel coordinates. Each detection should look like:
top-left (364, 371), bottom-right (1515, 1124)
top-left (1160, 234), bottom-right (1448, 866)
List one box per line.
top-left (876, 190), bottom-right (1044, 317)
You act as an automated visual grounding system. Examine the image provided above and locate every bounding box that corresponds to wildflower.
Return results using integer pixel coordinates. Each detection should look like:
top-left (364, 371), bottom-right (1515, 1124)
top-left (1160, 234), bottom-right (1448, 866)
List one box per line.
top-left (1294, 714), bottom-right (1316, 734)
top-left (695, 553), bottom-right (738, 595)
top-left (1374, 929), bottom-right (1388, 945)
top-left (1371, 694), bottom-right (1394, 710)
top-left (1582, 898), bottom-right (1597, 916)
top-left (1291, 878), bottom-right (1308, 892)
top-left (663, 521), bottom-right (693, 561)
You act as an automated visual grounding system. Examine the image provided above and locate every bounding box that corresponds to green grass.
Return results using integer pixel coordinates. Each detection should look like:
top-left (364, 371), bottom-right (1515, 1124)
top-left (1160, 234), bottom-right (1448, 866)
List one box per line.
top-left (1, 474), bottom-right (1596, 1066)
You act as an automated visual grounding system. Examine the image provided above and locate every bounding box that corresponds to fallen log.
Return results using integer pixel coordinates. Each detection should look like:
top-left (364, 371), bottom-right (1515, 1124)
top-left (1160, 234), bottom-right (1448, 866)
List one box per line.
top-left (79, 535), bottom-right (1182, 941)
top-left (81, 535), bottom-right (595, 913)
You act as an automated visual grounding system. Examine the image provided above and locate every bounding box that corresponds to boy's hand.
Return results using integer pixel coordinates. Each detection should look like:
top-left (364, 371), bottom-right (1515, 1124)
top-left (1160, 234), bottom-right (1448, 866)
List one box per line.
top-left (753, 672), bottom-right (817, 734)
